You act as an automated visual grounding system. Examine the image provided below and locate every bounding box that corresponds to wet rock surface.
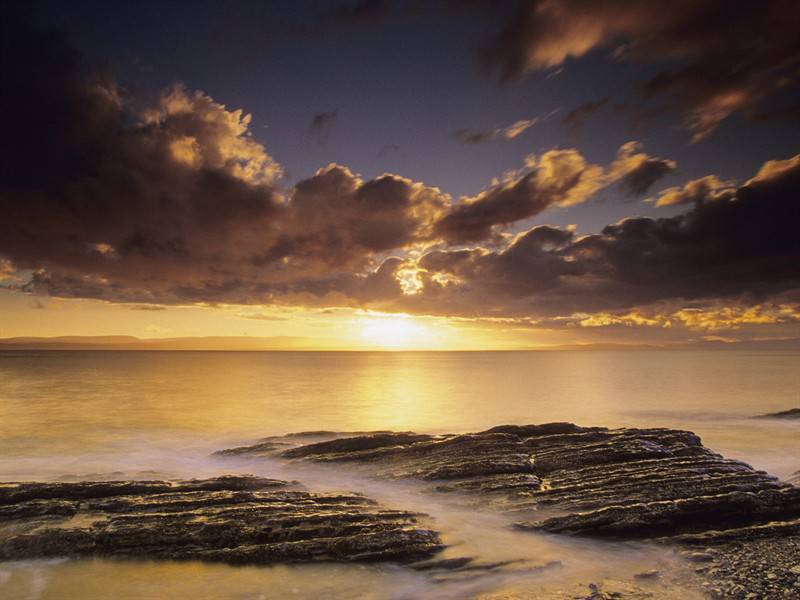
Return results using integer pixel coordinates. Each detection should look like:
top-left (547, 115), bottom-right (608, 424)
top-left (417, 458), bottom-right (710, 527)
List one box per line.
top-left (0, 475), bottom-right (444, 565)
top-left (223, 424), bottom-right (800, 597)
top-left (229, 424), bottom-right (799, 536)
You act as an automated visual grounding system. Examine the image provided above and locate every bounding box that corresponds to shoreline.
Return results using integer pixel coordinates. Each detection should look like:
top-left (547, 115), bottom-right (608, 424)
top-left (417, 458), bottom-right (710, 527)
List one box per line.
top-left (2, 422), bottom-right (799, 598)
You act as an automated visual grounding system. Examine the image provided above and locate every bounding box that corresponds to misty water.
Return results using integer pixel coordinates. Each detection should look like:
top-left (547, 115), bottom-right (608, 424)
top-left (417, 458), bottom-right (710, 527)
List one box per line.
top-left (1, 350), bottom-right (798, 599)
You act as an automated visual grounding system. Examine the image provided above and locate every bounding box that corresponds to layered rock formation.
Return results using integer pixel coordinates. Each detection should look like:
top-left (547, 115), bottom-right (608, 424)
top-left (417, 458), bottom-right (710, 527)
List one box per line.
top-left (0, 475), bottom-right (443, 564)
top-left (221, 424), bottom-right (800, 598)
top-left (226, 424), bottom-right (800, 537)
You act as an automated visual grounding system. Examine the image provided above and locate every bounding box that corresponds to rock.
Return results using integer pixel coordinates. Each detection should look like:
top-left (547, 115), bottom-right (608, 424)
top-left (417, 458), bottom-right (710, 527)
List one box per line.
top-left (0, 475), bottom-right (286, 504)
top-left (0, 475), bottom-right (445, 565)
top-left (633, 569), bottom-right (661, 579)
top-left (682, 550), bottom-right (716, 563)
top-left (526, 487), bottom-right (800, 538)
top-left (756, 408), bottom-right (800, 419)
top-left (281, 433), bottom-right (437, 458)
top-left (225, 424), bottom-right (799, 536)
top-left (213, 442), bottom-right (288, 456)
top-left (218, 423), bottom-right (800, 597)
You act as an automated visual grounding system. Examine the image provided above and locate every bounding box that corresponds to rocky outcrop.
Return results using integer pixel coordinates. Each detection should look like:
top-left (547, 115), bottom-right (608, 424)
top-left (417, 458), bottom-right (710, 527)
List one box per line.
top-left (221, 424), bottom-right (800, 598)
top-left (225, 424), bottom-right (799, 538)
top-left (756, 408), bottom-right (800, 419)
top-left (0, 475), bottom-right (443, 564)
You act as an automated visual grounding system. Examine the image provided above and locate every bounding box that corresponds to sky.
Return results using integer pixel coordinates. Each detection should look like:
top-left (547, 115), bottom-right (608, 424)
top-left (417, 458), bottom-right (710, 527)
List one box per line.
top-left (1, 0), bottom-right (799, 349)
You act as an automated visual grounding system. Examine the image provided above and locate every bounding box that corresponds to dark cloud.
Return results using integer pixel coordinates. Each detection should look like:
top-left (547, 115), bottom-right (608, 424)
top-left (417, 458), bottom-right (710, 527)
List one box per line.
top-left (433, 142), bottom-right (673, 243)
top-left (479, 0), bottom-right (800, 140)
top-left (292, 0), bottom-right (391, 36)
top-left (560, 98), bottom-right (609, 131)
top-left (453, 128), bottom-right (496, 144)
top-left (617, 157), bottom-right (675, 197)
top-left (2, 12), bottom-right (798, 331)
top-left (319, 0), bottom-right (390, 26)
top-left (433, 149), bottom-right (605, 243)
top-left (453, 116), bottom-right (540, 144)
top-left (407, 153), bottom-right (800, 319)
top-left (308, 110), bottom-right (338, 147)
top-left (611, 141), bottom-right (676, 197)
top-left (0, 15), bottom-right (443, 306)
top-left (377, 143), bottom-right (400, 157)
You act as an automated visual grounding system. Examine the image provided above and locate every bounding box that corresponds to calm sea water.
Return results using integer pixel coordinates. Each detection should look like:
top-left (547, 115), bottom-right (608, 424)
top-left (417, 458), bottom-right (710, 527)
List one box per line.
top-left (1, 350), bottom-right (798, 599)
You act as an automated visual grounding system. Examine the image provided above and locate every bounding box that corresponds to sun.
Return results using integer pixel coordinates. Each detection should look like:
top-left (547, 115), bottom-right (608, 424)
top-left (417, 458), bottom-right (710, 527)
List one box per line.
top-left (360, 315), bottom-right (431, 348)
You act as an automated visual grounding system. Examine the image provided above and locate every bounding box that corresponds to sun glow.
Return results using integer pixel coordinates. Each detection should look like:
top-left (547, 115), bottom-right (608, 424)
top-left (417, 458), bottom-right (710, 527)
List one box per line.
top-left (360, 315), bottom-right (432, 348)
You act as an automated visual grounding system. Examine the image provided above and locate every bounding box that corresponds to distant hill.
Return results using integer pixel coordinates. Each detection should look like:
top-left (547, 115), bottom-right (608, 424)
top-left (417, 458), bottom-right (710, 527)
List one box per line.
top-left (0, 336), bottom-right (798, 352)
top-left (0, 335), bottom-right (322, 351)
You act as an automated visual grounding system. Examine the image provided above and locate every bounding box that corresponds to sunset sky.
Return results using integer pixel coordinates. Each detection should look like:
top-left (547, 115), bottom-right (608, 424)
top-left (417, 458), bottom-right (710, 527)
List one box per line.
top-left (1, 1), bottom-right (799, 349)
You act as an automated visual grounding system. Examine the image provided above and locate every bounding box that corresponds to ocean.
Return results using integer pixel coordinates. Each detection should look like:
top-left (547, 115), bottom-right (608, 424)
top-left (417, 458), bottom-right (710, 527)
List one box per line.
top-left (1, 350), bottom-right (798, 598)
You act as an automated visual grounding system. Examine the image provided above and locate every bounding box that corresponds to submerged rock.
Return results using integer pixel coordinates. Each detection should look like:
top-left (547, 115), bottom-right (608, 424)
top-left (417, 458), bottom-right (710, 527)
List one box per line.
top-left (0, 475), bottom-right (444, 564)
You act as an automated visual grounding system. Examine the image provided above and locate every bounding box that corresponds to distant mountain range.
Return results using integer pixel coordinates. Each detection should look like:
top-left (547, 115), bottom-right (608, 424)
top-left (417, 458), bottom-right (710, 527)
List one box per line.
top-left (0, 336), bottom-right (798, 351)
top-left (0, 336), bottom-right (320, 351)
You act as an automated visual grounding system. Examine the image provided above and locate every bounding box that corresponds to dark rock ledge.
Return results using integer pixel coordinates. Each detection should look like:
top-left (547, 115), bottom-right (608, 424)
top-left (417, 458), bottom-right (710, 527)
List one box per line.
top-left (220, 424), bottom-right (800, 598)
top-left (0, 475), bottom-right (443, 564)
top-left (756, 407), bottom-right (800, 419)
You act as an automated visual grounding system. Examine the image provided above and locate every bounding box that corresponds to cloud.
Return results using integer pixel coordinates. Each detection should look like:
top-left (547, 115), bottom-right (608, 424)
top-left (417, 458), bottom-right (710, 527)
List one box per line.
top-left (377, 143), bottom-right (400, 157)
top-left (746, 155), bottom-right (800, 186)
top-left (142, 85), bottom-right (282, 184)
top-left (406, 153), bottom-right (800, 320)
top-left (308, 111), bottom-right (338, 147)
top-left (655, 175), bottom-right (732, 207)
top-left (433, 142), bottom-right (674, 243)
top-left (293, 0), bottom-right (391, 35)
top-left (560, 98), bottom-right (609, 130)
top-left (479, 1), bottom-right (800, 140)
top-left (609, 141), bottom-right (676, 197)
top-left (454, 115), bottom-right (540, 144)
top-left (237, 313), bottom-right (289, 321)
top-left (318, 0), bottom-right (390, 26)
top-left (0, 259), bottom-right (16, 283)
top-left (653, 155), bottom-right (800, 208)
top-left (0, 14), bottom-right (447, 306)
top-left (433, 149), bottom-right (605, 243)
top-left (502, 118), bottom-right (539, 140)
top-left (569, 302), bottom-right (800, 332)
top-left (2, 13), bottom-right (798, 335)
top-left (453, 129), bottom-right (495, 144)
